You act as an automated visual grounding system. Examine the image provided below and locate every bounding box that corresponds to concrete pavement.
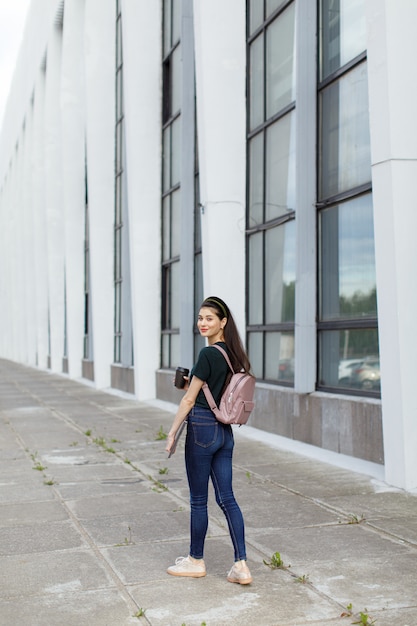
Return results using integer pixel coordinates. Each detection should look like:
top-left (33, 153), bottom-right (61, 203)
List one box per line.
top-left (0, 358), bottom-right (416, 626)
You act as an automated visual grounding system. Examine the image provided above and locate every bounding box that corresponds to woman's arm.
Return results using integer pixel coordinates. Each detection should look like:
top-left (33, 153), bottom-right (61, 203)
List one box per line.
top-left (165, 375), bottom-right (204, 454)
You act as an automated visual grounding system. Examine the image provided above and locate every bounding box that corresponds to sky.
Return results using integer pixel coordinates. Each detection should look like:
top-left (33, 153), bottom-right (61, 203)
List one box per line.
top-left (0, 0), bottom-right (31, 130)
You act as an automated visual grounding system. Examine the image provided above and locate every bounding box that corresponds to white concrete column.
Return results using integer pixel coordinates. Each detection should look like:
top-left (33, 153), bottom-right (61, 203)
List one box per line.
top-left (84, 0), bottom-right (116, 388)
top-left (121, 0), bottom-right (161, 399)
top-left (367, 0), bottom-right (417, 489)
top-left (44, 24), bottom-right (65, 372)
top-left (31, 70), bottom-right (49, 369)
top-left (21, 103), bottom-right (38, 366)
top-left (294, 0), bottom-right (317, 393)
top-left (14, 130), bottom-right (28, 363)
top-left (193, 0), bottom-right (246, 336)
top-left (61, 0), bottom-right (86, 378)
top-left (5, 155), bottom-right (22, 360)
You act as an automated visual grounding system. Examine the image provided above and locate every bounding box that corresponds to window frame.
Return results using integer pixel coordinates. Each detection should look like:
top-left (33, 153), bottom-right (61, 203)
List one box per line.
top-left (316, 3), bottom-right (379, 398)
top-left (246, 0), bottom-right (296, 386)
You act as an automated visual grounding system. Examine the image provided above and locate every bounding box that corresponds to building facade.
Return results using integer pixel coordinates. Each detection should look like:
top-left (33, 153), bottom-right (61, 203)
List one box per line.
top-left (1, 0), bottom-right (416, 490)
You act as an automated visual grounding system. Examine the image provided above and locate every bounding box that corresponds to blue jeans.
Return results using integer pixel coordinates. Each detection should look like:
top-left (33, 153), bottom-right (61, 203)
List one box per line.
top-left (185, 406), bottom-right (247, 561)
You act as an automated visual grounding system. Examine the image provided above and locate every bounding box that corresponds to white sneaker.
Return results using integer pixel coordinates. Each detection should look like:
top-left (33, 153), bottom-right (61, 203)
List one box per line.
top-left (227, 562), bottom-right (253, 585)
top-left (167, 556), bottom-right (206, 578)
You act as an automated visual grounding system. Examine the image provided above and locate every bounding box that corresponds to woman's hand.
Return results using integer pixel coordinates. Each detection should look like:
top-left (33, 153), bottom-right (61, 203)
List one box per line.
top-left (165, 376), bottom-right (204, 456)
top-left (165, 432), bottom-right (176, 454)
top-left (172, 376), bottom-right (190, 390)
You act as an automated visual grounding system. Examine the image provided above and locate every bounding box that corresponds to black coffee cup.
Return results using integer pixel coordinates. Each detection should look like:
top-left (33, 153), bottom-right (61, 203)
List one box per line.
top-left (174, 367), bottom-right (189, 389)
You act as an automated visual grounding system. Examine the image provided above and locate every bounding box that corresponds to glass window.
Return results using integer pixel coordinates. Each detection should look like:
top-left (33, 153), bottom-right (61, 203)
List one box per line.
top-left (115, 175), bottom-right (122, 223)
top-left (248, 133), bottom-right (264, 226)
top-left (265, 112), bottom-right (296, 220)
top-left (319, 329), bottom-right (379, 390)
top-left (266, 2), bottom-right (296, 118)
top-left (248, 232), bottom-right (263, 325)
top-left (266, 0), bottom-right (287, 19)
top-left (318, 0), bottom-right (379, 396)
top-left (162, 196), bottom-right (170, 260)
top-left (172, 0), bottom-right (181, 45)
top-left (162, 334), bottom-right (170, 368)
top-left (265, 221), bottom-right (295, 324)
top-left (116, 68), bottom-right (123, 119)
top-left (116, 122), bottom-right (123, 173)
top-left (163, 0), bottom-right (172, 56)
top-left (249, 34), bottom-right (264, 131)
top-left (320, 0), bottom-right (366, 80)
top-left (116, 9), bottom-right (123, 68)
top-left (114, 3), bottom-right (133, 367)
top-left (170, 333), bottom-right (180, 368)
top-left (171, 189), bottom-right (181, 257)
top-left (265, 331), bottom-right (295, 382)
top-left (171, 261), bottom-right (180, 327)
top-left (319, 195), bottom-right (377, 320)
top-left (161, 0), bottom-right (186, 370)
top-left (319, 63), bottom-right (371, 199)
top-left (249, 1), bottom-right (264, 35)
top-left (162, 128), bottom-right (171, 193)
top-left (171, 45), bottom-right (182, 116)
top-left (248, 332), bottom-right (263, 378)
top-left (171, 117), bottom-right (181, 187)
top-left (247, 1), bottom-right (296, 387)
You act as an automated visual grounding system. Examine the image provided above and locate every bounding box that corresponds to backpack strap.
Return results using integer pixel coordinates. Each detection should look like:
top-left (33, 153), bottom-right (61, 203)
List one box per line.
top-left (210, 344), bottom-right (236, 374)
top-left (201, 344), bottom-right (234, 416)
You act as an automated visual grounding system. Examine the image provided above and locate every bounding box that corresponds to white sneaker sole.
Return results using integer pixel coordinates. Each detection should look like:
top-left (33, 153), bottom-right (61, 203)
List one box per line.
top-left (227, 574), bottom-right (253, 585)
top-left (167, 568), bottom-right (206, 578)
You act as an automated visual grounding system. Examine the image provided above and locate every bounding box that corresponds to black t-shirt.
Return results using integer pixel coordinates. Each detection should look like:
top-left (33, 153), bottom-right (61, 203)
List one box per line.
top-left (191, 342), bottom-right (230, 409)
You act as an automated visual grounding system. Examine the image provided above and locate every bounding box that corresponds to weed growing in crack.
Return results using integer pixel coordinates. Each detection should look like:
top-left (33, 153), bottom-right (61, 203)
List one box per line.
top-left (263, 551), bottom-right (287, 569)
top-left (155, 425), bottom-right (167, 441)
top-left (347, 513), bottom-right (366, 524)
top-left (92, 436), bottom-right (116, 454)
top-left (341, 603), bottom-right (353, 617)
top-left (30, 452), bottom-right (47, 472)
top-left (115, 526), bottom-right (134, 547)
top-left (344, 604), bottom-right (376, 625)
top-left (147, 474), bottom-right (168, 492)
top-left (294, 574), bottom-right (309, 584)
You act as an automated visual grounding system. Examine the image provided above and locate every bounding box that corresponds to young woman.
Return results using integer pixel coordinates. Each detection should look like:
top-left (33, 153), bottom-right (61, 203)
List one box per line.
top-left (165, 296), bottom-right (252, 585)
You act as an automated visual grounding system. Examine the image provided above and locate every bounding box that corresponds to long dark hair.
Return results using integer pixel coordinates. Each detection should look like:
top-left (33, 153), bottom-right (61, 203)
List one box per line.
top-left (200, 296), bottom-right (251, 374)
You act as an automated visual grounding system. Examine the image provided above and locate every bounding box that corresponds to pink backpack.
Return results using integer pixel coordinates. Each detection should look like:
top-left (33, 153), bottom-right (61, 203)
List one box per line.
top-left (202, 345), bottom-right (256, 425)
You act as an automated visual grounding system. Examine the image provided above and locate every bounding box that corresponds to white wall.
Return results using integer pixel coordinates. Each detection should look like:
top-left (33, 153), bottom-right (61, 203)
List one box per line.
top-left (61, 0), bottom-right (86, 378)
top-left (0, 0), bottom-right (60, 182)
top-left (44, 25), bottom-right (65, 372)
top-left (31, 70), bottom-right (49, 368)
top-left (84, 0), bottom-right (116, 388)
top-left (367, 0), bottom-right (417, 489)
top-left (121, 0), bottom-right (162, 399)
top-left (193, 0), bottom-right (247, 336)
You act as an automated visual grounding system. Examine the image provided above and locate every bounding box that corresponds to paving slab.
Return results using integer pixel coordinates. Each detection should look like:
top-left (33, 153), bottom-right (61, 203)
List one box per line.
top-left (53, 477), bottom-right (147, 500)
top-left (0, 519), bottom-right (86, 556)
top-left (129, 572), bottom-right (341, 626)
top-left (80, 509), bottom-right (191, 548)
top-left (0, 549), bottom-right (114, 598)
top-left (0, 500), bottom-right (70, 527)
top-left (0, 589), bottom-right (139, 626)
top-left (0, 358), bottom-right (416, 626)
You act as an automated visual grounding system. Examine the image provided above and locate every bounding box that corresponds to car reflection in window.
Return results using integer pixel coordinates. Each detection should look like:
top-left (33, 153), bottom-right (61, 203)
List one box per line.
top-left (339, 357), bottom-right (380, 391)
